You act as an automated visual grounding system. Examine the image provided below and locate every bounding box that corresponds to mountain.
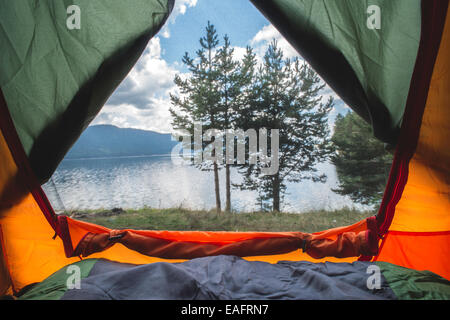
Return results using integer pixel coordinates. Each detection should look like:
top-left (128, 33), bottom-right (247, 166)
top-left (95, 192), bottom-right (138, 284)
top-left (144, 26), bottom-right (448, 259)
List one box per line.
top-left (65, 125), bottom-right (178, 159)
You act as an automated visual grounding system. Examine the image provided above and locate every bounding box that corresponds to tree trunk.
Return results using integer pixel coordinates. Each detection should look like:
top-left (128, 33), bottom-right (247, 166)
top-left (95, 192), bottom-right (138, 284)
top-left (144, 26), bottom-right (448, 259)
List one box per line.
top-left (213, 162), bottom-right (222, 214)
top-left (272, 174), bottom-right (280, 212)
top-left (225, 164), bottom-right (231, 212)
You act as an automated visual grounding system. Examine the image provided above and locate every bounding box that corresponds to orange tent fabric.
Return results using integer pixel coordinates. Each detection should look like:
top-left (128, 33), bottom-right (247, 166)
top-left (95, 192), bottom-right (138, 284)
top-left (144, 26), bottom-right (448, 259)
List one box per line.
top-left (373, 3), bottom-right (450, 280)
top-left (68, 219), bottom-right (376, 260)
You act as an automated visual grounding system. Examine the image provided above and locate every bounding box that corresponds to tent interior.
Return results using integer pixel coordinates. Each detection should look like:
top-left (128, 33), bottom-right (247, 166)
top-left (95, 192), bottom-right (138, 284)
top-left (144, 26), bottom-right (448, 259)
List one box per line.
top-left (0, 0), bottom-right (449, 300)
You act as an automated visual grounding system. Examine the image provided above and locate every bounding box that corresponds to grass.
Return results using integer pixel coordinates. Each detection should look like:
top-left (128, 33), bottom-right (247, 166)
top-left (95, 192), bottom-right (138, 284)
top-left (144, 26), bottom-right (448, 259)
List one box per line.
top-left (64, 207), bottom-right (375, 233)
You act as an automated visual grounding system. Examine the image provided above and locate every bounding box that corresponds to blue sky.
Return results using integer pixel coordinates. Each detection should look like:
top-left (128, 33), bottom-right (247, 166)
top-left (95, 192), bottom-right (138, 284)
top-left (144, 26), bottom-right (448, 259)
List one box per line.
top-left (92, 0), bottom-right (347, 133)
top-left (159, 0), bottom-right (269, 64)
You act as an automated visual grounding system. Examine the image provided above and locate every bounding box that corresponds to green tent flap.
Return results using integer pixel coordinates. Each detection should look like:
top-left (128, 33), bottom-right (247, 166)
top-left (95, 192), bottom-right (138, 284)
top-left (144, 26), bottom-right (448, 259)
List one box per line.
top-left (0, 0), bottom-right (174, 183)
top-left (250, 0), bottom-right (421, 144)
top-left (377, 262), bottom-right (450, 300)
top-left (17, 259), bottom-right (98, 300)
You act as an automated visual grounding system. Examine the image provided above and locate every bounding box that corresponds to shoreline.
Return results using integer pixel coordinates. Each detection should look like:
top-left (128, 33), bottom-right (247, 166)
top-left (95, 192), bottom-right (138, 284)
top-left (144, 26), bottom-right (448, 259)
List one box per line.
top-left (64, 207), bottom-right (375, 233)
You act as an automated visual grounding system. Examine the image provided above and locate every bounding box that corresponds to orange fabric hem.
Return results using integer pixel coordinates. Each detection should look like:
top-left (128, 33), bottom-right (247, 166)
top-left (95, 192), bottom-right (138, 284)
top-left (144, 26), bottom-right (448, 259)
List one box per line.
top-left (68, 218), bottom-right (377, 260)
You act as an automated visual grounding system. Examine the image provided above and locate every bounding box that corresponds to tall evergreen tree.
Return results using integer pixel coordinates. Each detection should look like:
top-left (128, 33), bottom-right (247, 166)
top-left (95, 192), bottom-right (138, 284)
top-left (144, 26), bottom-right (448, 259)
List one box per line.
top-left (233, 46), bottom-right (258, 129)
top-left (235, 40), bottom-right (333, 212)
top-left (169, 21), bottom-right (223, 213)
top-left (215, 35), bottom-right (241, 212)
top-left (331, 111), bottom-right (393, 206)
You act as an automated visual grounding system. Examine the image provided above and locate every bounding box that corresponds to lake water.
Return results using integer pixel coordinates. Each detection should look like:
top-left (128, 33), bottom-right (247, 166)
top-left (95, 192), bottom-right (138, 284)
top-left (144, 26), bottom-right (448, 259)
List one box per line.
top-left (42, 155), bottom-right (368, 213)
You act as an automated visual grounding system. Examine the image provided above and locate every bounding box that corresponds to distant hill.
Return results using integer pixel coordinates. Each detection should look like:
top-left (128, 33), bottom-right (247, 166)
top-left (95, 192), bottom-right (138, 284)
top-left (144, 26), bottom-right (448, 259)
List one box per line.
top-left (65, 125), bottom-right (178, 159)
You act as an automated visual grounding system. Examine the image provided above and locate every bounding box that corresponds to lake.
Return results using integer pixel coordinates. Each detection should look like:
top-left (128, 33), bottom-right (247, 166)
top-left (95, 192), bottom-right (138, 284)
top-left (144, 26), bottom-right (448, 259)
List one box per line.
top-left (42, 155), bottom-right (368, 213)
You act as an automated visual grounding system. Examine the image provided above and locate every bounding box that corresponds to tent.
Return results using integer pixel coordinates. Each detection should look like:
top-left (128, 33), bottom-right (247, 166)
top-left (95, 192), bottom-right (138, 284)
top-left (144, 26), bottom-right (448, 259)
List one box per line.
top-left (0, 0), bottom-right (449, 299)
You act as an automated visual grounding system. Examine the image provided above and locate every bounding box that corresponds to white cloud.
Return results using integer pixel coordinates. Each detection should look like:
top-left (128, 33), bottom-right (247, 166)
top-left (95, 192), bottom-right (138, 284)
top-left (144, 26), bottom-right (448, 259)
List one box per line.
top-left (93, 21), bottom-right (347, 134)
top-left (228, 24), bottom-right (303, 68)
top-left (129, 38), bottom-right (176, 95)
top-left (160, 0), bottom-right (198, 38)
top-left (93, 100), bottom-right (174, 133)
top-left (250, 24), bottom-right (300, 60)
top-left (230, 46), bottom-right (248, 63)
top-left (176, 0), bottom-right (198, 15)
top-left (93, 36), bottom-right (184, 133)
top-left (248, 24), bottom-right (347, 129)
top-left (92, 0), bottom-right (200, 133)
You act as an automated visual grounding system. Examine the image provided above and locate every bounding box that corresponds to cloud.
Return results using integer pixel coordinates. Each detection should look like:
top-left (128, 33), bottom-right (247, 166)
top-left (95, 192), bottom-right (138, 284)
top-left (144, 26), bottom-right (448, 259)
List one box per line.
top-left (230, 46), bottom-right (248, 63)
top-left (250, 24), bottom-right (300, 60)
top-left (248, 24), bottom-right (348, 127)
top-left (159, 0), bottom-right (198, 38)
top-left (93, 21), bottom-right (347, 135)
top-left (226, 24), bottom-right (305, 69)
top-left (93, 100), bottom-right (175, 133)
top-left (93, 37), bottom-right (182, 133)
top-left (92, 0), bottom-right (201, 133)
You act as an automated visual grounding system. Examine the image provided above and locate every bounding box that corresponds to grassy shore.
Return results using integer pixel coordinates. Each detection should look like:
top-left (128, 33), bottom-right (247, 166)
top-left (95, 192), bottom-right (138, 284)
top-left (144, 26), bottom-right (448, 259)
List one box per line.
top-left (65, 207), bottom-right (374, 233)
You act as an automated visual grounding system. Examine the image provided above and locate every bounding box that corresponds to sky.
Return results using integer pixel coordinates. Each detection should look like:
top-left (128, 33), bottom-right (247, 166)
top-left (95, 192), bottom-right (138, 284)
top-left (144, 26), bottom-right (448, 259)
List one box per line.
top-left (92, 0), bottom-right (348, 133)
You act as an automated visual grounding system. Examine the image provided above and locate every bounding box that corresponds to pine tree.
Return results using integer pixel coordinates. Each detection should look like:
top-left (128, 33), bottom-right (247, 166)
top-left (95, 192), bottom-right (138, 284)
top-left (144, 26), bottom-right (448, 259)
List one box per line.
top-left (215, 35), bottom-right (241, 212)
top-left (169, 21), bottom-right (223, 213)
top-left (331, 111), bottom-right (393, 206)
top-left (233, 46), bottom-right (258, 130)
top-left (235, 40), bottom-right (333, 212)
